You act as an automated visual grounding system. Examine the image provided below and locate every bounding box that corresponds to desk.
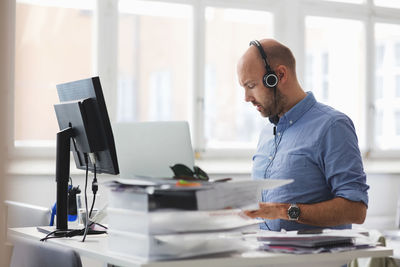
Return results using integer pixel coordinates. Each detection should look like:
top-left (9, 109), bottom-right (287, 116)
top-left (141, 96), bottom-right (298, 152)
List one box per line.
top-left (8, 227), bottom-right (393, 267)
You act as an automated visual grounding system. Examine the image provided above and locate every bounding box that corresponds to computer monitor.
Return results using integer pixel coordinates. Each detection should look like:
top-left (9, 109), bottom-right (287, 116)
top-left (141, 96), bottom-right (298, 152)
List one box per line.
top-left (56, 77), bottom-right (119, 174)
top-left (54, 77), bottom-right (119, 232)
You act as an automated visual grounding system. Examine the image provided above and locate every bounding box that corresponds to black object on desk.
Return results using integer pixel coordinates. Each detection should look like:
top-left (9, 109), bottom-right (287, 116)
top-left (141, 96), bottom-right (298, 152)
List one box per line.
top-left (257, 235), bottom-right (354, 248)
top-left (297, 228), bottom-right (324, 235)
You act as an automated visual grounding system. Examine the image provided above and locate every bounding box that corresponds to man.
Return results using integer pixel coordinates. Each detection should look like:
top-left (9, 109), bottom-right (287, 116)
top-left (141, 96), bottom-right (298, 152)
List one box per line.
top-left (240, 39), bottom-right (369, 231)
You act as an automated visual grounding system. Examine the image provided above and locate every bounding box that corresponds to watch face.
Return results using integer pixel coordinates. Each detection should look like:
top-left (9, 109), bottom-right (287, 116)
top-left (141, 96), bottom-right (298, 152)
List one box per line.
top-left (288, 206), bottom-right (300, 220)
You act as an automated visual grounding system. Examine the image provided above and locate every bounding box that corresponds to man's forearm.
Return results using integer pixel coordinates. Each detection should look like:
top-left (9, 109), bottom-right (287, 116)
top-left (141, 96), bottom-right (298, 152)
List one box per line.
top-left (296, 197), bottom-right (367, 227)
top-left (245, 197), bottom-right (367, 227)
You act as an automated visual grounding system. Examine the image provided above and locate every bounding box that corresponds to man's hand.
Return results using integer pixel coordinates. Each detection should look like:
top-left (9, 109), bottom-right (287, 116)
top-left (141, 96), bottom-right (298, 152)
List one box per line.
top-left (244, 203), bottom-right (288, 220)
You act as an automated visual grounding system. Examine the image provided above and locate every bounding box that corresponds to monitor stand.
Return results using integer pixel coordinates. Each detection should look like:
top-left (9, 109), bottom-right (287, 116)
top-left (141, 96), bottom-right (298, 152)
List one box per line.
top-left (55, 127), bottom-right (74, 233)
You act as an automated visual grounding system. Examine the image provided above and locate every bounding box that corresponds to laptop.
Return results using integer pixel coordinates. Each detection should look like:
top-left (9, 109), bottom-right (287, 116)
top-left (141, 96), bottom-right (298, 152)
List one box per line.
top-left (113, 121), bottom-right (195, 179)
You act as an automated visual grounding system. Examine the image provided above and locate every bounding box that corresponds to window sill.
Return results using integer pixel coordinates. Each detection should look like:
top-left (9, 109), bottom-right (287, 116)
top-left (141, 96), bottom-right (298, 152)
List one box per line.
top-left (363, 159), bottom-right (400, 175)
top-left (7, 159), bottom-right (83, 177)
top-left (6, 158), bottom-right (400, 177)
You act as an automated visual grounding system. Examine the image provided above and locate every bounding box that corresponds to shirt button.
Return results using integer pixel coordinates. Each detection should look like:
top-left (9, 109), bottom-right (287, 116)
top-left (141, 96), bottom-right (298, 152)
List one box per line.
top-left (268, 156), bottom-right (272, 160)
top-left (289, 120), bottom-right (293, 124)
top-left (277, 132), bottom-right (281, 136)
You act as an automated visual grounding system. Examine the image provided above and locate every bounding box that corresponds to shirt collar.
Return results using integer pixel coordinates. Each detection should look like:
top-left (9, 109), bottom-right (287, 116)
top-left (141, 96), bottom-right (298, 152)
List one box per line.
top-left (278, 91), bottom-right (316, 126)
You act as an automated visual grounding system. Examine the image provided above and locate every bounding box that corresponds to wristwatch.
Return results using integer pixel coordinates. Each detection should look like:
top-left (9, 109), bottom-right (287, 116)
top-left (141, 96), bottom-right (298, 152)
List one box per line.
top-left (287, 204), bottom-right (301, 221)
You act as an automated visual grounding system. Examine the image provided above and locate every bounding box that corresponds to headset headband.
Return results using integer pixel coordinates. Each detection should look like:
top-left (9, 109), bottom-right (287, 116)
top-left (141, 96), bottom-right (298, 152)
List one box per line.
top-left (249, 40), bottom-right (274, 73)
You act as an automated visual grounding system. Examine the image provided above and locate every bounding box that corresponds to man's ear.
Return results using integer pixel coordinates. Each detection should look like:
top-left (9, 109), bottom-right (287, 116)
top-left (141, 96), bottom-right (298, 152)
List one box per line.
top-left (275, 65), bottom-right (287, 84)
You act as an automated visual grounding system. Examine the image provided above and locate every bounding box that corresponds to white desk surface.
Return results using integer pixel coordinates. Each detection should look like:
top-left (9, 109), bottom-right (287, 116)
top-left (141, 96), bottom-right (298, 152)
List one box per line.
top-left (8, 227), bottom-right (393, 267)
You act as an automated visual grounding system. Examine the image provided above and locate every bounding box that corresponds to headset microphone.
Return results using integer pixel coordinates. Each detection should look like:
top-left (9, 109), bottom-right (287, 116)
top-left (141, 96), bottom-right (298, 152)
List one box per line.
top-left (269, 115), bottom-right (280, 125)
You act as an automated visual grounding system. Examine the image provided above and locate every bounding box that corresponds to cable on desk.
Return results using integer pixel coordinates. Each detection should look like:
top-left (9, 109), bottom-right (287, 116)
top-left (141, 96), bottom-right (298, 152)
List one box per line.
top-left (82, 155), bottom-right (90, 242)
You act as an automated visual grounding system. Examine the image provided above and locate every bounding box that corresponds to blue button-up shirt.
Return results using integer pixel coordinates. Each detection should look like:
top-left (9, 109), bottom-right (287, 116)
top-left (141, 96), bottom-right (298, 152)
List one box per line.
top-left (252, 92), bottom-right (369, 231)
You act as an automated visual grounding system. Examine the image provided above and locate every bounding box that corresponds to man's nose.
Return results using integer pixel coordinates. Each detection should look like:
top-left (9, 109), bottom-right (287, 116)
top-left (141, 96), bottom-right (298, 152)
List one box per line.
top-left (244, 89), bottom-right (254, 102)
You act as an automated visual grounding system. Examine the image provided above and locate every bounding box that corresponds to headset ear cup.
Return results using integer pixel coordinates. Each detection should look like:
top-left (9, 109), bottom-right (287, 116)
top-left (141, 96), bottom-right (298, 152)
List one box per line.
top-left (264, 73), bottom-right (278, 88)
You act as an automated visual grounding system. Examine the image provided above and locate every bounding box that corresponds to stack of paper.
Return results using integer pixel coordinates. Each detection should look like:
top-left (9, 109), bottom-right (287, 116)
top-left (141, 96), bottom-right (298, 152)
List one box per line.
top-left (106, 178), bottom-right (292, 260)
top-left (244, 229), bottom-right (378, 255)
top-left (107, 208), bottom-right (260, 235)
top-left (108, 229), bottom-right (247, 260)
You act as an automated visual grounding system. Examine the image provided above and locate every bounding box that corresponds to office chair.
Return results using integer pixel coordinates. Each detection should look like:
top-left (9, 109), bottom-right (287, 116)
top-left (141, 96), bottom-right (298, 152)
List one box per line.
top-left (10, 238), bottom-right (82, 267)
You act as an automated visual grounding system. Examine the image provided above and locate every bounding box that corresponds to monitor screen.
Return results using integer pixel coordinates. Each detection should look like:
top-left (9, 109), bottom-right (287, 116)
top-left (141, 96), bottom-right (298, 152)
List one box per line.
top-left (56, 77), bottom-right (119, 175)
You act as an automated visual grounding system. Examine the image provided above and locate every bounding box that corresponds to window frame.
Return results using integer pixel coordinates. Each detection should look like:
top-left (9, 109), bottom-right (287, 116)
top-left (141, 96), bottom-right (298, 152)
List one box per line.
top-left (9, 0), bottom-right (400, 163)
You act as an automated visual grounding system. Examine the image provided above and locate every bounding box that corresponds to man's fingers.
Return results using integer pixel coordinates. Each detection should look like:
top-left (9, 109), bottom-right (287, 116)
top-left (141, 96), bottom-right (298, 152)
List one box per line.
top-left (243, 209), bottom-right (260, 218)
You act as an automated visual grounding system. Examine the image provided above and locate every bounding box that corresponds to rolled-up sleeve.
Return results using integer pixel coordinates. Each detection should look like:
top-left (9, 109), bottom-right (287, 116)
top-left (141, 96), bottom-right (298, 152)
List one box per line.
top-left (318, 117), bottom-right (369, 206)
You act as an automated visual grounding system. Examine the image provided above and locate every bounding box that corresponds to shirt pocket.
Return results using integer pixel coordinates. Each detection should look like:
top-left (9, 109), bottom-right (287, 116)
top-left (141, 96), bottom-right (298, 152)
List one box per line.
top-left (284, 153), bottom-right (321, 182)
top-left (287, 153), bottom-right (308, 169)
top-left (270, 153), bottom-right (309, 178)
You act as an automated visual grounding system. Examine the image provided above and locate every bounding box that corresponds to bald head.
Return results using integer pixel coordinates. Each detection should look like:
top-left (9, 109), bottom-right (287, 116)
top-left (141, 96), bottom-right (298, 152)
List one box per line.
top-left (238, 39), bottom-right (297, 77)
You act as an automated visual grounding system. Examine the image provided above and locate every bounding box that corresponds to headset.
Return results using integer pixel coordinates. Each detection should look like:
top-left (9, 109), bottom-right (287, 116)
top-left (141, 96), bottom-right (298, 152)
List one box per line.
top-left (249, 40), bottom-right (278, 88)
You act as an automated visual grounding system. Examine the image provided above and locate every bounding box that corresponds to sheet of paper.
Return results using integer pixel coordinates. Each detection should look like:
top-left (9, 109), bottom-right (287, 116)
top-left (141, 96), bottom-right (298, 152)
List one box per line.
top-left (197, 179), bottom-right (293, 210)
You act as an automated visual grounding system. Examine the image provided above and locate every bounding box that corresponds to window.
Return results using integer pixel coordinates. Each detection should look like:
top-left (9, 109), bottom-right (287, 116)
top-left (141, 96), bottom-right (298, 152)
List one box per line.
top-left (376, 75), bottom-right (384, 99)
top-left (14, 0), bottom-right (94, 146)
top-left (396, 111), bottom-right (400, 135)
top-left (374, 23), bottom-right (400, 149)
top-left (376, 110), bottom-right (384, 137)
top-left (305, 16), bottom-right (365, 148)
top-left (11, 0), bottom-right (400, 161)
top-left (322, 0), bottom-right (364, 3)
top-left (396, 75), bottom-right (400, 97)
top-left (149, 71), bottom-right (172, 121)
top-left (204, 7), bottom-right (273, 149)
top-left (374, 0), bottom-right (400, 9)
top-left (117, 0), bottom-right (192, 123)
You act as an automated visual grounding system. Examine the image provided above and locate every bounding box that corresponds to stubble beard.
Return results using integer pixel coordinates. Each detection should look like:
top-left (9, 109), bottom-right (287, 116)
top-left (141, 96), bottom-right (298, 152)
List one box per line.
top-left (258, 90), bottom-right (286, 118)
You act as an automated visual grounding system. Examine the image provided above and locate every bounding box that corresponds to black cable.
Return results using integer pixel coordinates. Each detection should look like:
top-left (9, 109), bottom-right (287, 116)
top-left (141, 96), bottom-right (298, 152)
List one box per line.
top-left (263, 127), bottom-right (279, 178)
top-left (262, 123), bottom-right (284, 231)
top-left (93, 222), bottom-right (107, 230)
top-left (40, 230), bottom-right (59, 241)
top-left (83, 161), bottom-right (97, 242)
top-left (40, 227), bottom-right (107, 241)
top-left (262, 130), bottom-right (282, 231)
top-left (82, 155), bottom-right (90, 242)
top-left (89, 165), bottom-right (98, 218)
top-left (89, 194), bottom-right (96, 218)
